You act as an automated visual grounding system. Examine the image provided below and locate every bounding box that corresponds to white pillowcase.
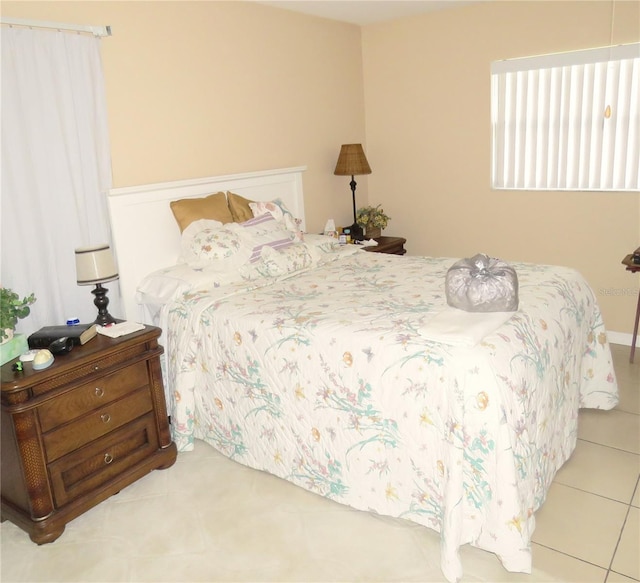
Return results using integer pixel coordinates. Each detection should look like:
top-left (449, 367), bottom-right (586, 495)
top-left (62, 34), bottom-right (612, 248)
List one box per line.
top-left (137, 234), bottom-right (358, 306)
top-left (136, 262), bottom-right (243, 305)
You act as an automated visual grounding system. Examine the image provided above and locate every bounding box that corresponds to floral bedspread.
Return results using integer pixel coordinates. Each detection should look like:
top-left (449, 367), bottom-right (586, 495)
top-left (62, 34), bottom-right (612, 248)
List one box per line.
top-left (159, 249), bottom-right (617, 582)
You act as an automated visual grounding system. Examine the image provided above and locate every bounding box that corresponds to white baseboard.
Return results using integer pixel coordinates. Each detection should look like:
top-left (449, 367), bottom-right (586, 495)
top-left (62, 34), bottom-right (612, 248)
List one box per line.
top-left (608, 331), bottom-right (639, 347)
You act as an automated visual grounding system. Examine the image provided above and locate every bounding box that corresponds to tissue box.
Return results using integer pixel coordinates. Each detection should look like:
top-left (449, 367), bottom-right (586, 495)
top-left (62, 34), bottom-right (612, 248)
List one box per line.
top-left (1, 333), bottom-right (29, 366)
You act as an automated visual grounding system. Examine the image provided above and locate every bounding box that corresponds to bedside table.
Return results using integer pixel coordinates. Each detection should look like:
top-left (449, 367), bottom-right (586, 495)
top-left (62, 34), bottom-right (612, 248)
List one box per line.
top-left (1, 325), bottom-right (177, 544)
top-left (363, 236), bottom-right (407, 256)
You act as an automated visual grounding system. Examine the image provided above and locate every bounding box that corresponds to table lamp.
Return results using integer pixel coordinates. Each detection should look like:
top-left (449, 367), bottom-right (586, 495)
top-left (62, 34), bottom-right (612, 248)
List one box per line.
top-left (334, 143), bottom-right (372, 241)
top-left (75, 244), bottom-right (119, 326)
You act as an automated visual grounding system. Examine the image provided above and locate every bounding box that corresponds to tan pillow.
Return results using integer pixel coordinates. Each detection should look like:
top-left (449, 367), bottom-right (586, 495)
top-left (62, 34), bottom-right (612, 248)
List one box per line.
top-left (227, 192), bottom-right (254, 223)
top-left (170, 192), bottom-right (234, 232)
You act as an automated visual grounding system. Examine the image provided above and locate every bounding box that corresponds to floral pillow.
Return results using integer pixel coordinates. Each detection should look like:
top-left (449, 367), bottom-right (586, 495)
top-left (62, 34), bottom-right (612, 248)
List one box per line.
top-left (180, 219), bottom-right (252, 269)
top-left (302, 234), bottom-right (342, 254)
top-left (249, 243), bottom-right (319, 278)
top-left (249, 198), bottom-right (304, 241)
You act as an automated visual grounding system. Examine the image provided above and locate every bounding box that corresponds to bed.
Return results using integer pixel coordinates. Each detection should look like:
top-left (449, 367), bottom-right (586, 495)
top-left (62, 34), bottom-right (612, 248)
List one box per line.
top-left (108, 166), bottom-right (618, 583)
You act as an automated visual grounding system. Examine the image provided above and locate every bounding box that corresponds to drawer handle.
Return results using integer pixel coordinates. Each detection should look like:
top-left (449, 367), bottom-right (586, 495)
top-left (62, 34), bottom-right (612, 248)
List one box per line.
top-left (100, 413), bottom-right (111, 424)
top-left (94, 387), bottom-right (104, 398)
top-left (104, 453), bottom-right (113, 465)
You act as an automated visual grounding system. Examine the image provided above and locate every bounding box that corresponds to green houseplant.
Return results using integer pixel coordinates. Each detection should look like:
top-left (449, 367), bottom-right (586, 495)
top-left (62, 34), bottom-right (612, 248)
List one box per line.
top-left (1, 287), bottom-right (36, 342)
top-left (356, 204), bottom-right (391, 239)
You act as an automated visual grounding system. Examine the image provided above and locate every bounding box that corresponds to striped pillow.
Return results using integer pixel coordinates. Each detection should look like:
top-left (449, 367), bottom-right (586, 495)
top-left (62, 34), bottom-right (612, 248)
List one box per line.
top-left (240, 213), bottom-right (295, 263)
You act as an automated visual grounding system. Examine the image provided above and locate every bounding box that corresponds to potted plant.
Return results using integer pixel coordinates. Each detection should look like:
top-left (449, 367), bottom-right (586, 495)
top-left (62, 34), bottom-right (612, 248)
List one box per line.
top-left (1, 287), bottom-right (36, 343)
top-left (356, 204), bottom-right (391, 239)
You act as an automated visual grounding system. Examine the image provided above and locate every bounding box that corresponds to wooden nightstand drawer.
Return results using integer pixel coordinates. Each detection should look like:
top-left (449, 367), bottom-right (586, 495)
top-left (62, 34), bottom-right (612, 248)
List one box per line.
top-left (43, 387), bottom-right (153, 462)
top-left (49, 413), bottom-right (159, 506)
top-left (28, 341), bottom-right (151, 398)
top-left (39, 362), bottom-right (148, 432)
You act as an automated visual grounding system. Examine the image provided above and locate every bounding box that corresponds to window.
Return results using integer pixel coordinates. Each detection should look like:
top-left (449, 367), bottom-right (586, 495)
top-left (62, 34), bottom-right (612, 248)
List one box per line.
top-left (491, 43), bottom-right (639, 191)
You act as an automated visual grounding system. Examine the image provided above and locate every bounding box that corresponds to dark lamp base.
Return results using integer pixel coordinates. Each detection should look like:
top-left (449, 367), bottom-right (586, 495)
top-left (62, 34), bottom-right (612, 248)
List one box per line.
top-left (91, 283), bottom-right (117, 327)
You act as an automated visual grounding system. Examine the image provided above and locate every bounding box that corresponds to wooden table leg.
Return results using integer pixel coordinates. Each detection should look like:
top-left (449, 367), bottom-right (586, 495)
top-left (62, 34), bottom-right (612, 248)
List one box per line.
top-left (631, 286), bottom-right (640, 363)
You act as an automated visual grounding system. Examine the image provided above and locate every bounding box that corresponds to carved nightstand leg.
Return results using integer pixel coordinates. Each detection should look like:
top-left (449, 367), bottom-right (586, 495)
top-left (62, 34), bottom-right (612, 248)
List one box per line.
top-left (31, 524), bottom-right (66, 545)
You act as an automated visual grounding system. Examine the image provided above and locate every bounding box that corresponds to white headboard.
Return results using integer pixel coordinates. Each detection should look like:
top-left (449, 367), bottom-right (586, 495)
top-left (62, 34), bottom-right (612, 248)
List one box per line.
top-left (107, 166), bottom-right (307, 322)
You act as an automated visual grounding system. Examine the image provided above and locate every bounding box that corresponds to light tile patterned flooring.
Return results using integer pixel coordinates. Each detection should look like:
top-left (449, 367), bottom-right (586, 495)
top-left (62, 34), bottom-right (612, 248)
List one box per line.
top-left (1, 344), bottom-right (638, 583)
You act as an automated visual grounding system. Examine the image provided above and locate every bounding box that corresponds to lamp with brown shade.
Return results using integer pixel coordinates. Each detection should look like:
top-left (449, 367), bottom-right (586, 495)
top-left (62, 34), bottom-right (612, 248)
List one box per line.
top-left (334, 143), bottom-right (372, 241)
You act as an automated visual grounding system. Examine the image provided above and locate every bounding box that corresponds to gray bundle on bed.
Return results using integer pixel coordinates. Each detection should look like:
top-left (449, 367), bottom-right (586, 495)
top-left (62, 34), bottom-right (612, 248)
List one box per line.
top-left (445, 253), bottom-right (519, 312)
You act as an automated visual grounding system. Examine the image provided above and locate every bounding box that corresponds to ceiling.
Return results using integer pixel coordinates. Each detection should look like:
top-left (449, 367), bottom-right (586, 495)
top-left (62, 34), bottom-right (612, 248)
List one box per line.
top-left (257, 1), bottom-right (478, 26)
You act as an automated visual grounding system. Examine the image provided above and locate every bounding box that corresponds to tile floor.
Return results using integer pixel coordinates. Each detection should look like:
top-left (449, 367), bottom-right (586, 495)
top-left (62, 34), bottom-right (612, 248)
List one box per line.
top-left (1, 344), bottom-right (638, 583)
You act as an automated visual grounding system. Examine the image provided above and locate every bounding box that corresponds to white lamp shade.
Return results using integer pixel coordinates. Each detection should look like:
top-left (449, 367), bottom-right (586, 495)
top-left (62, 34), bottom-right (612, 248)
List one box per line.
top-left (75, 244), bottom-right (119, 286)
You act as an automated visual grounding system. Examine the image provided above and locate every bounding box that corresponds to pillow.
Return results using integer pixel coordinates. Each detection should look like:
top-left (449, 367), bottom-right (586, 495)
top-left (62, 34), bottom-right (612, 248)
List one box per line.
top-left (249, 198), bottom-right (304, 241)
top-left (255, 243), bottom-right (319, 277)
top-left (170, 192), bottom-right (234, 232)
top-left (301, 234), bottom-right (360, 266)
top-left (227, 192), bottom-right (254, 223)
top-left (136, 262), bottom-right (242, 305)
top-left (240, 213), bottom-right (295, 262)
top-left (303, 233), bottom-right (342, 254)
top-left (180, 219), bottom-right (252, 269)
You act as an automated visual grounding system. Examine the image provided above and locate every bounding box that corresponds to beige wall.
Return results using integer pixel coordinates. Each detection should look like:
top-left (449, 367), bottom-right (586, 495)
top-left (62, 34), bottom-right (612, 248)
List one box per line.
top-left (362, 0), bottom-right (640, 335)
top-left (2, 0), bottom-right (368, 234)
top-left (3, 1), bottom-right (639, 335)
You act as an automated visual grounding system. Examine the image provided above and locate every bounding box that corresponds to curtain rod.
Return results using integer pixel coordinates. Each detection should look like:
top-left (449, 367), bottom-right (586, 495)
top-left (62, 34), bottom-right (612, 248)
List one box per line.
top-left (0, 17), bottom-right (111, 37)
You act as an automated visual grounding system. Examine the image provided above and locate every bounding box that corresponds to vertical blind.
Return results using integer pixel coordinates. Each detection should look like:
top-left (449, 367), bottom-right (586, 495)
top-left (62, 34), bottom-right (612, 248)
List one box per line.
top-left (491, 43), bottom-right (639, 191)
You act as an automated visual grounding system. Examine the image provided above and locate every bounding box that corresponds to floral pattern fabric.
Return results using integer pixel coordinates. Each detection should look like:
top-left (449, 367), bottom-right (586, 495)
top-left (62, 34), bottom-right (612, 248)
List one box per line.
top-left (161, 250), bottom-right (617, 582)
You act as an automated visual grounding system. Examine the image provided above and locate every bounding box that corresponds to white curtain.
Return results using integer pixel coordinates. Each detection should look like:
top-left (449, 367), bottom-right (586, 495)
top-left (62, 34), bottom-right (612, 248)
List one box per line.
top-left (1, 26), bottom-right (119, 335)
top-left (492, 43), bottom-right (640, 191)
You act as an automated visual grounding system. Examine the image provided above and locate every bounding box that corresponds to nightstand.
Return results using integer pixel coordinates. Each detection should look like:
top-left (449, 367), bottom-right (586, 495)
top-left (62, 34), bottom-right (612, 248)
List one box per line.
top-left (363, 236), bottom-right (407, 256)
top-left (1, 325), bottom-right (177, 544)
